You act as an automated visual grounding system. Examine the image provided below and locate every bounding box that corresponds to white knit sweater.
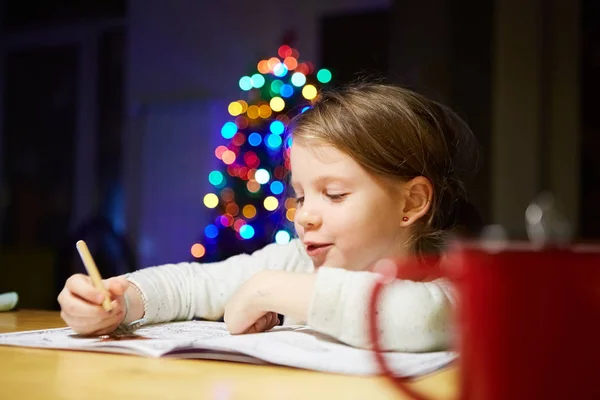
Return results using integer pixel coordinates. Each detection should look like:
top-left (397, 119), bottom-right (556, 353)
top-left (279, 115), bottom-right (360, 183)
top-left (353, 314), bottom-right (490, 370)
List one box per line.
top-left (126, 239), bottom-right (455, 352)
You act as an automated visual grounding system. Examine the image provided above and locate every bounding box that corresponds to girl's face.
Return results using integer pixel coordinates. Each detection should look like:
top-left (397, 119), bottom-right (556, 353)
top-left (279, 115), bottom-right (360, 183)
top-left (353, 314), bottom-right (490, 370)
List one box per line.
top-left (290, 141), bottom-right (410, 271)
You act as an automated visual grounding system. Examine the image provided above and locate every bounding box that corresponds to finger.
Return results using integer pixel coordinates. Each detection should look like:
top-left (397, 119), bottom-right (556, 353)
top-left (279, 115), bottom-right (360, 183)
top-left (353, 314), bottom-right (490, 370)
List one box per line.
top-left (242, 314), bottom-right (268, 334)
top-left (105, 277), bottom-right (129, 297)
top-left (63, 302), bottom-right (125, 335)
top-left (60, 290), bottom-right (120, 319)
top-left (65, 274), bottom-right (105, 305)
top-left (263, 312), bottom-right (279, 331)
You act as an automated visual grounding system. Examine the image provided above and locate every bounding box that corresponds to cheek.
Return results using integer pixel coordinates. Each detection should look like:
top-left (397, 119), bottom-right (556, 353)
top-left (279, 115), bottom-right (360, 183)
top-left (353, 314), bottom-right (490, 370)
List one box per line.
top-left (294, 221), bottom-right (304, 238)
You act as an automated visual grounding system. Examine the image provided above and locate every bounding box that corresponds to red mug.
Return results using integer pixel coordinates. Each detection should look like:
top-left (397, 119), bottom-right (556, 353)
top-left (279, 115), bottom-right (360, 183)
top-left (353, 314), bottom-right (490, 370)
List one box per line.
top-left (369, 243), bottom-right (600, 400)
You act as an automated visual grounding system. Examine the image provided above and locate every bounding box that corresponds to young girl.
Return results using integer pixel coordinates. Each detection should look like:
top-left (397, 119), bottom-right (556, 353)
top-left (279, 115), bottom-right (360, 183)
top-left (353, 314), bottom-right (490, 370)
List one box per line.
top-left (58, 83), bottom-right (481, 352)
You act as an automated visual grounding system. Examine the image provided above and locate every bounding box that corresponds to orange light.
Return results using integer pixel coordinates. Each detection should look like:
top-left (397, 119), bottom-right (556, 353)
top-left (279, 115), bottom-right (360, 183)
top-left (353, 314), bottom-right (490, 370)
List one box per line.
top-left (247, 105), bottom-right (259, 119)
top-left (191, 243), bottom-right (206, 258)
top-left (257, 60), bottom-right (269, 74)
top-left (267, 57), bottom-right (280, 71)
top-left (285, 197), bottom-right (297, 209)
top-left (221, 150), bottom-right (236, 165)
top-left (286, 208), bottom-right (296, 222)
top-left (258, 105), bottom-right (272, 119)
top-left (242, 205), bottom-right (257, 219)
top-left (246, 180), bottom-right (260, 193)
top-left (283, 57), bottom-right (298, 70)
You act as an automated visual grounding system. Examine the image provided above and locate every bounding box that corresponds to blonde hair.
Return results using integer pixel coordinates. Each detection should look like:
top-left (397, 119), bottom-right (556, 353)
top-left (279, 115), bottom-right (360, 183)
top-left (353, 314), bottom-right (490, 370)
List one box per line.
top-left (288, 82), bottom-right (481, 256)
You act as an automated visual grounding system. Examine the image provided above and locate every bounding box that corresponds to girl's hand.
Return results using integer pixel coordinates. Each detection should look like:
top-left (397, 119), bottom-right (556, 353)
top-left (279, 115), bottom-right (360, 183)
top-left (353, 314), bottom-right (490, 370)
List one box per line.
top-left (57, 274), bottom-right (130, 335)
top-left (224, 271), bottom-right (280, 334)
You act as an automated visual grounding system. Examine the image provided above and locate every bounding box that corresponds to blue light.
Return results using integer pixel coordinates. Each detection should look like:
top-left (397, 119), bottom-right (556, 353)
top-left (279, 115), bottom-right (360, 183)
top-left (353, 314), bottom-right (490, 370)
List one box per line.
top-left (205, 224), bottom-right (219, 239)
top-left (286, 136), bottom-right (293, 148)
top-left (239, 76), bottom-right (253, 91)
top-left (270, 120), bottom-right (285, 135)
top-left (221, 122), bottom-right (238, 139)
top-left (275, 230), bottom-right (291, 244)
top-left (266, 134), bottom-right (283, 149)
top-left (273, 63), bottom-right (288, 77)
top-left (239, 225), bottom-right (255, 239)
top-left (291, 72), bottom-right (306, 87)
top-left (270, 181), bottom-right (284, 195)
top-left (251, 74), bottom-right (265, 88)
top-left (280, 84), bottom-right (294, 98)
top-left (301, 106), bottom-right (311, 113)
top-left (208, 170), bottom-right (224, 186)
top-left (248, 132), bottom-right (262, 146)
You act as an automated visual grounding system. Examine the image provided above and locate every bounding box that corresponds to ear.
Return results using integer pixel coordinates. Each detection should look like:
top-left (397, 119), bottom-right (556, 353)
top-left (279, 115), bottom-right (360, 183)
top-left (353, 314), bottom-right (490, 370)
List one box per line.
top-left (401, 176), bottom-right (433, 226)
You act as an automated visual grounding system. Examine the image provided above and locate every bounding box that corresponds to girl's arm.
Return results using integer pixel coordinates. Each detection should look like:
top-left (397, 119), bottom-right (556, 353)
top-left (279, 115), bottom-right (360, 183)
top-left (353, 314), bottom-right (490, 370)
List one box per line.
top-left (121, 239), bottom-right (312, 326)
top-left (226, 268), bottom-right (454, 352)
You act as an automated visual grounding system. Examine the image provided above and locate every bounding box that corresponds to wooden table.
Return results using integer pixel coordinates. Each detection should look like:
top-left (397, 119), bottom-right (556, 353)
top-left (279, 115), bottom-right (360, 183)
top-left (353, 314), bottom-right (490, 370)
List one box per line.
top-left (0, 310), bottom-right (458, 399)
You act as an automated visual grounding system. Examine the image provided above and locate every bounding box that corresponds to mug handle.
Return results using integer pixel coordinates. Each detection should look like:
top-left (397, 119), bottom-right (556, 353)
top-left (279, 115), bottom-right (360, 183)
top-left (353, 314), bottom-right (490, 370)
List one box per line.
top-left (368, 278), bottom-right (436, 400)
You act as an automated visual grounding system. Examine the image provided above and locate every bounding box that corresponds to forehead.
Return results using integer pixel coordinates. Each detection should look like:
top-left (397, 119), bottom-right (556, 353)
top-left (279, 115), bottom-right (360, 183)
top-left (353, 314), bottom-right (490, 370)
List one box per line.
top-left (289, 141), bottom-right (363, 184)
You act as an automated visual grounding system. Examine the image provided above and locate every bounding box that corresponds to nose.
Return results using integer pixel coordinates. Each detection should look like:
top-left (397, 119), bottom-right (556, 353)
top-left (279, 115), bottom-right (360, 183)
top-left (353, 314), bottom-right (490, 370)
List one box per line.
top-left (295, 207), bottom-right (322, 230)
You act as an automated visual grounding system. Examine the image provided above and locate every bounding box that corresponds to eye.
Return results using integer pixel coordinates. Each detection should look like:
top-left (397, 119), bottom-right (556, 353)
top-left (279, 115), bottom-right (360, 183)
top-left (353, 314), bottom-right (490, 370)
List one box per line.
top-left (326, 193), bottom-right (348, 202)
top-left (295, 196), bottom-right (305, 206)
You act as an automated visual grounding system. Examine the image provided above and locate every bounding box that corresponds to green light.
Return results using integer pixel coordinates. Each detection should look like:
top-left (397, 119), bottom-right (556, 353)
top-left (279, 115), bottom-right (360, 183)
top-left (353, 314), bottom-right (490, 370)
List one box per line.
top-left (270, 79), bottom-right (284, 95)
top-left (316, 69), bottom-right (332, 84)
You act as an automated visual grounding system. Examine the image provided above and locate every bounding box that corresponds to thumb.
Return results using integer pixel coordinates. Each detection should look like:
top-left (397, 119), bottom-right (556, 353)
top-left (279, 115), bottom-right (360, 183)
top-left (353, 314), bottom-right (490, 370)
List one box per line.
top-left (105, 276), bottom-right (129, 297)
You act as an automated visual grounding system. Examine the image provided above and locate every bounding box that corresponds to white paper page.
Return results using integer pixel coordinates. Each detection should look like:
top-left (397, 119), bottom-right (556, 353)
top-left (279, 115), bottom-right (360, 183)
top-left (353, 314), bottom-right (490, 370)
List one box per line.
top-left (0, 321), bottom-right (456, 377)
top-left (201, 325), bottom-right (457, 377)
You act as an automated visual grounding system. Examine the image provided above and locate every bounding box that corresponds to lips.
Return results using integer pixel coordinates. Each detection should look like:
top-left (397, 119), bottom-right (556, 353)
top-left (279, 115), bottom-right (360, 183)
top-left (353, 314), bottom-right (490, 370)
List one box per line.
top-left (304, 242), bottom-right (333, 257)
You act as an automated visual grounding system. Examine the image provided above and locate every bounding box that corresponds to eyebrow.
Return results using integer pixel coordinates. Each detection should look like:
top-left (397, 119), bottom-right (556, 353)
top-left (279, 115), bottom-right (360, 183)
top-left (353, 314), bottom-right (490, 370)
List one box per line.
top-left (290, 175), bottom-right (352, 188)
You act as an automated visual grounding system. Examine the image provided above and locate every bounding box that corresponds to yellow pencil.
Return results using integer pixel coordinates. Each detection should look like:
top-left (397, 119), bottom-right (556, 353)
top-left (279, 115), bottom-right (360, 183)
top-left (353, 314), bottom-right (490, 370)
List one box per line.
top-left (75, 240), bottom-right (112, 312)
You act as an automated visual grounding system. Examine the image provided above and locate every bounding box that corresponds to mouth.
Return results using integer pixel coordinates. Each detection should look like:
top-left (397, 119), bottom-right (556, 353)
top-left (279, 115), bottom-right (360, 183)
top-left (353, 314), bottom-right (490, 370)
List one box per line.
top-left (305, 243), bottom-right (333, 257)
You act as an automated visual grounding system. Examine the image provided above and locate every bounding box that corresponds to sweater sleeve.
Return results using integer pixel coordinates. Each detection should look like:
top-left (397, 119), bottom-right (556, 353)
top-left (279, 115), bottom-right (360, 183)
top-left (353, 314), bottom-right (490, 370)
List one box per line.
top-left (306, 267), bottom-right (455, 352)
top-left (126, 239), bottom-right (311, 325)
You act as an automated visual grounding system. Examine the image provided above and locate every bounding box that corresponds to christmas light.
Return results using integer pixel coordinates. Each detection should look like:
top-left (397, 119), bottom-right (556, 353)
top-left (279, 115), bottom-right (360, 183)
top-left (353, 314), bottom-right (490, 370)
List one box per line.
top-left (270, 181), bottom-right (284, 195)
top-left (264, 196), bottom-right (279, 211)
top-left (291, 72), bottom-right (306, 87)
top-left (239, 76), bottom-right (252, 91)
top-left (251, 73), bottom-right (265, 88)
top-left (316, 69), bottom-right (332, 83)
top-left (195, 45), bottom-right (332, 260)
top-left (302, 85), bottom-right (318, 100)
top-left (275, 230), bottom-right (291, 244)
top-left (203, 193), bottom-right (219, 208)
top-left (255, 169), bottom-right (270, 184)
top-left (269, 121), bottom-right (285, 135)
top-left (248, 132), bottom-right (262, 146)
top-left (191, 243), bottom-right (206, 258)
top-left (269, 97), bottom-right (285, 112)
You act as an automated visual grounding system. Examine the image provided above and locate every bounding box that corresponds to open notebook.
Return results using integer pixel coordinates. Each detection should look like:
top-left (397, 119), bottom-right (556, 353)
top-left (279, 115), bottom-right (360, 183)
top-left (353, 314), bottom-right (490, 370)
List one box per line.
top-left (0, 321), bottom-right (456, 377)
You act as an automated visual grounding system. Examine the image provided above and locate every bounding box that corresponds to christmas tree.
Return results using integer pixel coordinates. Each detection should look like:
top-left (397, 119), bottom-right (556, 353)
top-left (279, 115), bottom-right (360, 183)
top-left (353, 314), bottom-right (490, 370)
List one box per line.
top-left (190, 44), bottom-right (333, 262)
